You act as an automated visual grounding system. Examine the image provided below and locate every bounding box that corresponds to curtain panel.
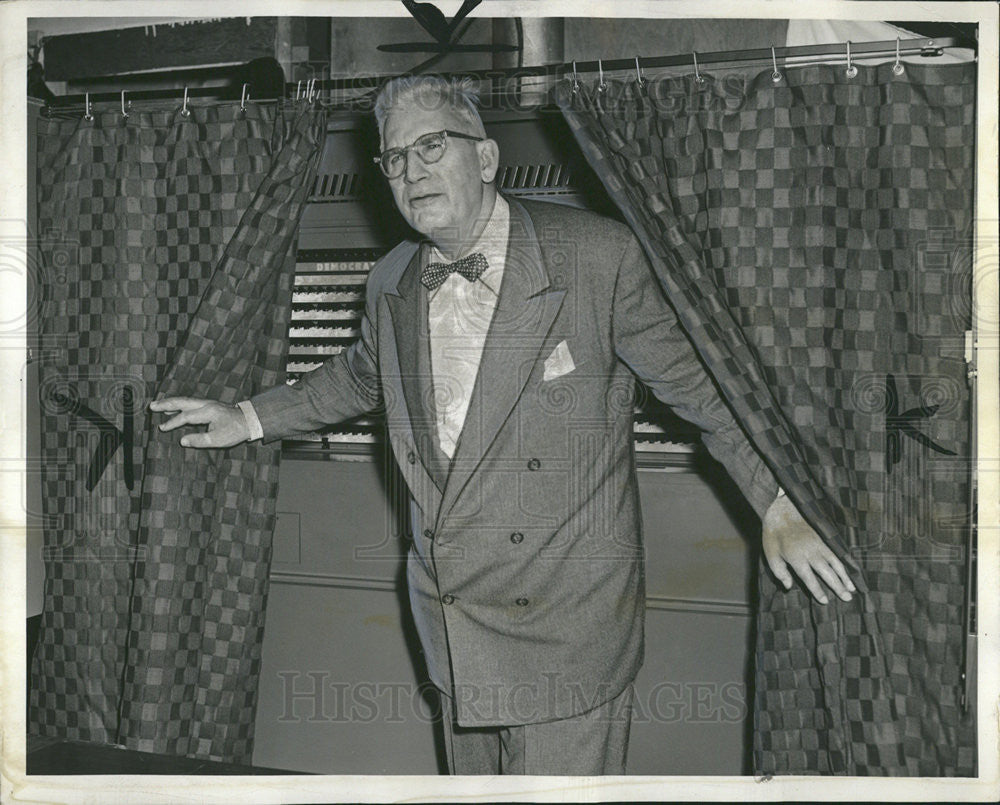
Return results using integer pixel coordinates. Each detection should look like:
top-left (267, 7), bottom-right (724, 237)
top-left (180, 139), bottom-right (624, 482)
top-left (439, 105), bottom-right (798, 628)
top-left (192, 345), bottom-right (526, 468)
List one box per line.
top-left (29, 100), bottom-right (326, 763)
top-left (557, 61), bottom-right (976, 775)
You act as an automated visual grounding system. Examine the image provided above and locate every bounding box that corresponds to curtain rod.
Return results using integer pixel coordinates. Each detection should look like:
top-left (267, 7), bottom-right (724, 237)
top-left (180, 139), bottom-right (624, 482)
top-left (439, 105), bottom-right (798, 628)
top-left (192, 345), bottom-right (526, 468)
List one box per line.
top-left (299, 35), bottom-right (970, 91)
top-left (43, 36), bottom-right (970, 109)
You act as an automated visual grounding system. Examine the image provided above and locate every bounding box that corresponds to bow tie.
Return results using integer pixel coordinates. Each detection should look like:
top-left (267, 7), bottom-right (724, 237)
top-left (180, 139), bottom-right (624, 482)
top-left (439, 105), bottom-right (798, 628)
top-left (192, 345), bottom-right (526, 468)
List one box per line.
top-left (420, 252), bottom-right (488, 291)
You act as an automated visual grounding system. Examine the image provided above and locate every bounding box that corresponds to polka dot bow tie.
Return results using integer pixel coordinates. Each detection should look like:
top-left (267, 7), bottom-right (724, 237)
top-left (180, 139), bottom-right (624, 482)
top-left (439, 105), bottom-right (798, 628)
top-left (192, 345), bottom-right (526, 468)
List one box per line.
top-left (420, 252), bottom-right (488, 290)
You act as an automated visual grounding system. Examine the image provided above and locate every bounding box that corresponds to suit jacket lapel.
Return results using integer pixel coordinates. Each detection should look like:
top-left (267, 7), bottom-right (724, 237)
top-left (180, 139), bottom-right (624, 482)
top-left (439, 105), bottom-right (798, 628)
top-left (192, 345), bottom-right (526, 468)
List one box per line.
top-left (385, 245), bottom-right (449, 491)
top-left (437, 197), bottom-right (567, 526)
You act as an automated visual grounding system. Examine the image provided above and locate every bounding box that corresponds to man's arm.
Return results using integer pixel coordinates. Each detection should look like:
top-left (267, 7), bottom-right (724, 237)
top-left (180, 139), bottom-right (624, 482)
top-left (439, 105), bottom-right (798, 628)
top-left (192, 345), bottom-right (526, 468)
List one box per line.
top-left (150, 324), bottom-right (382, 448)
top-left (150, 397), bottom-right (252, 448)
top-left (611, 235), bottom-right (854, 603)
top-left (152, 252), bottom-right (387, 447)
top-left (761, 491), bottom-right (855, 604)
top-left (246, 304), bottom-right (382, 443)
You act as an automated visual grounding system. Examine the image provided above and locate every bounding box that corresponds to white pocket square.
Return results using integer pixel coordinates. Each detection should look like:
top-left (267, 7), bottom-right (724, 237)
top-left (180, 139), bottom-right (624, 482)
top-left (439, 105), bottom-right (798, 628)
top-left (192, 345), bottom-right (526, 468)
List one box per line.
top-left (543, 340), bottom-right (576, 381)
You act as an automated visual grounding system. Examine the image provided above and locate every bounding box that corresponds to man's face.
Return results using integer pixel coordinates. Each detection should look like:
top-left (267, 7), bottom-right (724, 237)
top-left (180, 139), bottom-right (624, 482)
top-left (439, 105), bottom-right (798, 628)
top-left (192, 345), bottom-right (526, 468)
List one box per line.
top-left (381, 101), bottom-right (493, 244)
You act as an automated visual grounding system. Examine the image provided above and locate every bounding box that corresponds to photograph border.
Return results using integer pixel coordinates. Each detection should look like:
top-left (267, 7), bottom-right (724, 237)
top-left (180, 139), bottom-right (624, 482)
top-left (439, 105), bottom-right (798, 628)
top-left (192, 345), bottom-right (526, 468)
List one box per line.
top-left (2, 1), bottom-right (997, 801)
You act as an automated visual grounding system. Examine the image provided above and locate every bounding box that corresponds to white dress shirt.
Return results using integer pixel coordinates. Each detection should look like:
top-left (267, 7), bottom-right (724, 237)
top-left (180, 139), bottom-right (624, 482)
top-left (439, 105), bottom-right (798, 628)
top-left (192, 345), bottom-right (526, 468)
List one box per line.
top-left (426, 194), bottom-right (509, 458)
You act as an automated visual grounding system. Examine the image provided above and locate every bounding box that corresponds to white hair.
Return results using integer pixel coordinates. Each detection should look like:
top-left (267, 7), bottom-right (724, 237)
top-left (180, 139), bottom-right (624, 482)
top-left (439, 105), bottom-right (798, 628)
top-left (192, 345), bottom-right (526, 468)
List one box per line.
top-left (374, 75), bottom-right (486, 145)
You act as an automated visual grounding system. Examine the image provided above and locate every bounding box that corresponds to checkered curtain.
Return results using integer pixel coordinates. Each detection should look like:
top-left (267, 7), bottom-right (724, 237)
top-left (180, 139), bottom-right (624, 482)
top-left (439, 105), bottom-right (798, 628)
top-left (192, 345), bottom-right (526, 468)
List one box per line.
top-left (557, 61), bottom-right (975, 775)
top-left (29, 101), bottom-right (326, 763)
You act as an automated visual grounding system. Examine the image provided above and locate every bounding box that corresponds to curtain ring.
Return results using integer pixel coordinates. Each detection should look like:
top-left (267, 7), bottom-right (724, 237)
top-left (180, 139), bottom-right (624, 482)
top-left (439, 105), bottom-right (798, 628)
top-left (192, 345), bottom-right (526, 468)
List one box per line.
top-left (83, 92), bottom-right (93, 121)
top-left (845, 40), bottom-right (858, 78)
top-left (120, 90), bottom-right (129, 119)
top-left (240, 83), bottom-right (250, 112)
top-left (771, 46), bottom-right (782, 83)
top-left (634, 55), bottom-right (646, 88)
top-left (597, 58), bottom-right (607, 92)
top-left (893, 36), bottom-right (905, 75)
top-left (693, 52), bottom-right (705, 84)
top-left (571, 61), bottom-right (580, 93)
top-left (180, 87), bottom-right (190, 117)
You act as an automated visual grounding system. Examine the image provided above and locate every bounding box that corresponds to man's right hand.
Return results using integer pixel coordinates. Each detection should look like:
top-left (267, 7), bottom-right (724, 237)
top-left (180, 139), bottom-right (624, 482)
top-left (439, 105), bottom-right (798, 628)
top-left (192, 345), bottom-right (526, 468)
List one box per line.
top-left (149, 397), bottom-right (250, 449)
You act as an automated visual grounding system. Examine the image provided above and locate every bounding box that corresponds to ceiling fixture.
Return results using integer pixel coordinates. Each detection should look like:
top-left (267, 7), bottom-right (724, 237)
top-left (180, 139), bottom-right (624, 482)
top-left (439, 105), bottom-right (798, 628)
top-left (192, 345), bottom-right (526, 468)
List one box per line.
top-left (379, 0), bottom-right (517, 54)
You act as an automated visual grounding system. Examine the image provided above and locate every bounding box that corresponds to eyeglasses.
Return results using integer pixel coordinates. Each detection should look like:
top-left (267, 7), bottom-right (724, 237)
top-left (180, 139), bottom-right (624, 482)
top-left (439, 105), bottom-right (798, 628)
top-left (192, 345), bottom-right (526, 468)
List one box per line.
top-left (374, 129), bottom-right (484, 179)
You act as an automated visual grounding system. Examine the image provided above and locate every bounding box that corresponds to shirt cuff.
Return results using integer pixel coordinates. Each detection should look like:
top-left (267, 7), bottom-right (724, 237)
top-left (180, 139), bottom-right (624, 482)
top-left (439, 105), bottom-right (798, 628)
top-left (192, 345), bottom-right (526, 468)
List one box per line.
top-left (236, 400), bottom-right (264, 442)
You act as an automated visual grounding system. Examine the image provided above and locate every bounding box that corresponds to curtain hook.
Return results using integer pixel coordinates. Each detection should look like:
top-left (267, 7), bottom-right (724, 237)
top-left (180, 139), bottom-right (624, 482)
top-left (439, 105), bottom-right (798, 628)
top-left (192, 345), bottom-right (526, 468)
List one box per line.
top-left (307, 78), bottom-right (317, 103)
top-left (771, 46), bottom-right (782, 83)
top-left (893, 36), bottom-right (905, 75)
top-left (634, 55), bottom-right (646, 88)
top-left (295, 80), bottom-right (302, 101)
top-left (693, 51), bottom-right (705, 84)
top-left (120, 90), bottom-right (129, 119)
top-left (571, 61), bottom-right (580, 93)
top-left (597, 58), bottom-right (607, 91)
top-left (180, 86), bottom-right (190, 117)
top-left (240, 83), bottom-right (249, 113)
top-left (83, 92), bottom-right (93, 121)
top-left (845, 40), bottom-right (858, 78)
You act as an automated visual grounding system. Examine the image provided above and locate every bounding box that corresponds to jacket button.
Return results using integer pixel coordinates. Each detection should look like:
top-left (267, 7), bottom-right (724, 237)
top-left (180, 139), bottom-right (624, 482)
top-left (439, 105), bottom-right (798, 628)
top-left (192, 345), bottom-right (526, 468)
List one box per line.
top-left (407, 451), bottom-right (416, 464)
top-left (441, 594), bottom-right (455, 605)
top-left (516, 597), bottom-right (529, 607)
top-left (527, 458), bottom-right (541, 471)
top-left (423, 529), bottom-right (434, 540)
top-left (510, 531), bottom-right (524, 544)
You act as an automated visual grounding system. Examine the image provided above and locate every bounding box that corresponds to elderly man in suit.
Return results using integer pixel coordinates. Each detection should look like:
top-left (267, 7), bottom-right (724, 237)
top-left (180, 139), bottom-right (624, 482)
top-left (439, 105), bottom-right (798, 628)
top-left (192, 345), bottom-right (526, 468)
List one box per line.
top-left (151, 75), bottom-right (854, 776)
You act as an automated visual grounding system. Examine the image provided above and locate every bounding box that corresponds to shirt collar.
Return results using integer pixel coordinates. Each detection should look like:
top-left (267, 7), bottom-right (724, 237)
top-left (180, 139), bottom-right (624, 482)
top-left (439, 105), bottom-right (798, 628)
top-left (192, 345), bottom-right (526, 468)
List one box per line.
top-left (427, 193), bottom-right (509, 297)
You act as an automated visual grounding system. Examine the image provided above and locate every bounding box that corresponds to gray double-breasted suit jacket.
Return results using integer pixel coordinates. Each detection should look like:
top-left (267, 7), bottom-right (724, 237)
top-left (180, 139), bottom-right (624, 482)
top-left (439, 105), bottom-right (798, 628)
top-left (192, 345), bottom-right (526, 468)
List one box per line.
top-left (251, 196), bottom-right (778, 727)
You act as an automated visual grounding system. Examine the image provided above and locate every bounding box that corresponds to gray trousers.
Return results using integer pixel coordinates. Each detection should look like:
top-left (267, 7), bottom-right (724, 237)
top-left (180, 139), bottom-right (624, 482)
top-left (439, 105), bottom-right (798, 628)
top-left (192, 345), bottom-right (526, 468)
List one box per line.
top-left (438, 683), bottom-right (634, 775)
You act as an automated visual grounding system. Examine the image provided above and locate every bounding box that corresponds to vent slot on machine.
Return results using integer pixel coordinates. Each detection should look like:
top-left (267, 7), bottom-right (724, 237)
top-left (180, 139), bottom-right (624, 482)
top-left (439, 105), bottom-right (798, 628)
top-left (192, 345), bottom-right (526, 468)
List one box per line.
top-left (284, 110), bottom-right (701, 467)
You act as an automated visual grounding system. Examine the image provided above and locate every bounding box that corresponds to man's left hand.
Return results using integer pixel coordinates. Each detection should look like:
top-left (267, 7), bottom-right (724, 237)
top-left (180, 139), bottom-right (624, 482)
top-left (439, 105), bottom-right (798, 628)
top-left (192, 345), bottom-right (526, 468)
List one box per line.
top-left (762, 493), bottom-right (855, 604)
